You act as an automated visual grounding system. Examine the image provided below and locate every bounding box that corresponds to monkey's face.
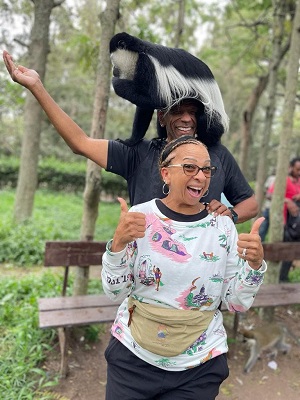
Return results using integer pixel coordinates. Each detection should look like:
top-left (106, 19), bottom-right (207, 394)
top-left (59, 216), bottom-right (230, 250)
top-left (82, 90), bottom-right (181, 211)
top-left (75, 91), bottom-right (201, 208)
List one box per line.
top-left (110, 49), bottom-right (139, 80)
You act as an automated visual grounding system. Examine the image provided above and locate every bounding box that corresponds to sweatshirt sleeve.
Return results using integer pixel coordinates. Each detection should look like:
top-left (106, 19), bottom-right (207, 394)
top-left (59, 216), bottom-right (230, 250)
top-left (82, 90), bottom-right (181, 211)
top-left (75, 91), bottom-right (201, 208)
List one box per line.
top-left (101, 239), bottom-right (136, 302)
top-left (220, 222), bottom-right (267, 312)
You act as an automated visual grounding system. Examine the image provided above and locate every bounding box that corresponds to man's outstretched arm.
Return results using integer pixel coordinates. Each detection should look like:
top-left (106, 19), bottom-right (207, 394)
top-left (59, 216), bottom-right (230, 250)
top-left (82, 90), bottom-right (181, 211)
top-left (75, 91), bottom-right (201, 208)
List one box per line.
top-left (3, 50), bottom-right (109, 168)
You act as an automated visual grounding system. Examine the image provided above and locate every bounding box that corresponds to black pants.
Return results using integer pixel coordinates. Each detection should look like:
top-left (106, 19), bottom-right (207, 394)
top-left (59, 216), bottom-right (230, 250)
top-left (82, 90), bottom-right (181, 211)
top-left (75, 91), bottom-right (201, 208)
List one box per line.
top-left (279, 228), bottom-right (296, 282)
top-left (105, 336), bottom-right (229, 400)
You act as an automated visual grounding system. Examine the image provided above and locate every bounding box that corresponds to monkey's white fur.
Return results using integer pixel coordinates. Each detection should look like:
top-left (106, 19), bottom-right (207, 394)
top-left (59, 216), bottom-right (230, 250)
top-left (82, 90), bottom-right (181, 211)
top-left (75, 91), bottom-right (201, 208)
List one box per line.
top-left (149, 55), bottom-right (229, 133)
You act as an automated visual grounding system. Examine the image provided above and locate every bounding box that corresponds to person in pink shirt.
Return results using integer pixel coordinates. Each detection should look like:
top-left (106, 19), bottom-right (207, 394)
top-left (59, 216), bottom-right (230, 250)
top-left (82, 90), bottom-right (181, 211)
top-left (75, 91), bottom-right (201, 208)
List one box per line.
top-left (268, 158), bottom-right (300, 281)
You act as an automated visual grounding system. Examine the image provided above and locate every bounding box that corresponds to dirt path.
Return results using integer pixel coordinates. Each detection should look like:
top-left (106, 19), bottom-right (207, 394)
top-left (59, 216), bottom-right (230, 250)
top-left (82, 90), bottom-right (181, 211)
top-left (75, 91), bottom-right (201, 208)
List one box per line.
top-left (46, 306), bottom-right (300, 400)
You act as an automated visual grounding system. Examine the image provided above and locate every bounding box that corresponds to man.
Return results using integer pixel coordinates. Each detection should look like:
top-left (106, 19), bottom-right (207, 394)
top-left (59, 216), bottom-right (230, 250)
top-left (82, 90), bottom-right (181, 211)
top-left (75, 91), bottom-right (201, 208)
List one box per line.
top-left (2, 50), bottom-right (258, 223)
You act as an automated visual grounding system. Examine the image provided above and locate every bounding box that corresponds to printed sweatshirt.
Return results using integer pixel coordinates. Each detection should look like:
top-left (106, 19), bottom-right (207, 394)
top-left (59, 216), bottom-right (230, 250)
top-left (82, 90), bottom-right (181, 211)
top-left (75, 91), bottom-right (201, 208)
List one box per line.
top-left (101, 199), bottom-right (267, 371)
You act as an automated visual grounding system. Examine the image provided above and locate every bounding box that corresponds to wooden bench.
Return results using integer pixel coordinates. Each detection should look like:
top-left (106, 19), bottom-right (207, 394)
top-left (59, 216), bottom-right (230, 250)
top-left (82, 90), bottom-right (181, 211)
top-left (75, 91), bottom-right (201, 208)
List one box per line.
top-left (39, 241), bottom-right (108, 377)
top-left (38, 240), bottom-right (300, 377)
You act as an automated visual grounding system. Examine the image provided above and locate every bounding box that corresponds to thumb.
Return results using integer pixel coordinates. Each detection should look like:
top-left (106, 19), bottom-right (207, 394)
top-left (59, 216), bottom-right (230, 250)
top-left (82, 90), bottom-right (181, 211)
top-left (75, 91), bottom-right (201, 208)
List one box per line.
top-left (117, 197), bottom-right (128, 215)
top-left (250, 217), bottom-right (265, 234)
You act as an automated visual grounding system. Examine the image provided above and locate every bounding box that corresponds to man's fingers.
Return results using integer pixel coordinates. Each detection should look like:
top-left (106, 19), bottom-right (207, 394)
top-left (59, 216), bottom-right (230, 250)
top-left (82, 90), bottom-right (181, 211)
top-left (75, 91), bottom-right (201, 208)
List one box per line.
top-left (250, 217), bottom-right (265, 235)
top-left (3, 51), bottom-right (14, 71)
top-left (117, 197), bottom-right (128, 215)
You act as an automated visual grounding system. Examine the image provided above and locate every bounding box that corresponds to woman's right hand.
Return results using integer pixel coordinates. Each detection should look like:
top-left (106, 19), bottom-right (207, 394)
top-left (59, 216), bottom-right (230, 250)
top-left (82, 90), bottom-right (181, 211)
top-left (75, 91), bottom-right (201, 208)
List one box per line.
top-left (112, 197), bottom-right (146, 252)
top-left (3, 50), bottom-right (41, 90)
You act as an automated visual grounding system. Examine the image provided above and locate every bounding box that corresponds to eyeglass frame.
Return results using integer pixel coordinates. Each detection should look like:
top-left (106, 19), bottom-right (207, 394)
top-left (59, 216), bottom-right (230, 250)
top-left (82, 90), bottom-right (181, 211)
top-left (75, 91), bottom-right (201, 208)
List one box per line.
top-left (166, 163), bottom-right (217, 178)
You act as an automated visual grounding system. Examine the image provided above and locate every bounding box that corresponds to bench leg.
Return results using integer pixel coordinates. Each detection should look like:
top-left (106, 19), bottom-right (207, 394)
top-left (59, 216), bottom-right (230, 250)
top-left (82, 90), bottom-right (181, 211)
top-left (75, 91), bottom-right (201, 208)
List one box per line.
top-left (233, 312), bottom-right (240, 339)
top-left (58, 327), bottom-right (69, 378)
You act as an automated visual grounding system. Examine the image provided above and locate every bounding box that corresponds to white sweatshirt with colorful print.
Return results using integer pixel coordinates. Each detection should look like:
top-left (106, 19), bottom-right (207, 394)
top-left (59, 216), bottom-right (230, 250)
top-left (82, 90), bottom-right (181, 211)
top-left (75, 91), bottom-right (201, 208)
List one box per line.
top-left (101, 199), bottom-right (267, 371)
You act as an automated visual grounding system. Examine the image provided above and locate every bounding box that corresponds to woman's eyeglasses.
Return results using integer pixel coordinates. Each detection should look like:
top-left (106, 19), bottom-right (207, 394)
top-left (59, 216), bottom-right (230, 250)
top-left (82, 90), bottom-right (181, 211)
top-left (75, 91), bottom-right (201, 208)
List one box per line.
top-left (167, 163), bottom-right (217, 178)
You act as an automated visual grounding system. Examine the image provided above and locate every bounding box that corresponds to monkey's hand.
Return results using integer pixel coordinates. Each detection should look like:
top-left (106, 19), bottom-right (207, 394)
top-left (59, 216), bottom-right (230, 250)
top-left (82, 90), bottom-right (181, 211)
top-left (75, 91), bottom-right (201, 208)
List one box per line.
top-left (3, 50), bottom-right (40, 90)
top-left (111, 197), bottom-right (146, 252)
top-left (237, 217), bottom-right (264, 270)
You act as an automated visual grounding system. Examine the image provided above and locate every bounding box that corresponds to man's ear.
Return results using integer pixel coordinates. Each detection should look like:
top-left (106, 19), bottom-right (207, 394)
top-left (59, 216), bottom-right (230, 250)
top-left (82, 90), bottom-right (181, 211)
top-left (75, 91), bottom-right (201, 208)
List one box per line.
top-left (157, 110), bottom-right (165, 127)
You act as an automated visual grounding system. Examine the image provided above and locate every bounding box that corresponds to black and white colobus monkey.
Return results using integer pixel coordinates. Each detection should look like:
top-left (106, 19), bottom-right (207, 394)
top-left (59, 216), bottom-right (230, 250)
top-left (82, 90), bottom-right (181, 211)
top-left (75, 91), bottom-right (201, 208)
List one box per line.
top-left (109, 32), bottom-right (229, 146)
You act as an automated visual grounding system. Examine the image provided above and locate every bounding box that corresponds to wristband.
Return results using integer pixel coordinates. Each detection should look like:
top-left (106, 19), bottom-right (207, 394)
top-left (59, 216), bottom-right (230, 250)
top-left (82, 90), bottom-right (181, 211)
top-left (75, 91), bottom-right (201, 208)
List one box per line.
top-left (228, 207), bottom-right (238, 224)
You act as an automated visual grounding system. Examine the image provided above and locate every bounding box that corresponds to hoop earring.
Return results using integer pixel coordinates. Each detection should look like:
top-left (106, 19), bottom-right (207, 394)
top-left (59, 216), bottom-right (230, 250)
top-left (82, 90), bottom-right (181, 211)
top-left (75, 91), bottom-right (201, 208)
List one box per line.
top-left (201, 189), bottom-right (209, 198)
top-left (162, 183), bottom-right (170, 195)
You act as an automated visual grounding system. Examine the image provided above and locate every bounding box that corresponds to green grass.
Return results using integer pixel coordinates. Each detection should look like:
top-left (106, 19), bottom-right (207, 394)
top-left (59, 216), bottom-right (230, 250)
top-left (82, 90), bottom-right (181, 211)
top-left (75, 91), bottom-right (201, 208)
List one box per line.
top-left (290, 265), bottom-right (300, 282)
top-left (0, 263), bottom-right (104, 399)
top-left (0, 269), bottom-right (104, 399)
top-left (0, 188), bottom-right (113, 398)
top-left (0, 189), bottom-right (120, 265)
top-left (0, 272), bottom-right (61, 399)
top-left (0, 188), bottom-right (253, 265)
top-left (32, 189), bottom-right (120, 240)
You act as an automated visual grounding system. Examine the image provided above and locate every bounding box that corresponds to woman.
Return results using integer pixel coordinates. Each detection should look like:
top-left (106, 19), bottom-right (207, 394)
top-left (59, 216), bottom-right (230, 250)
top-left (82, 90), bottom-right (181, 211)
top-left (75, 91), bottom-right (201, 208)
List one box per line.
top-left (102, 136), bottom-right (266, 400)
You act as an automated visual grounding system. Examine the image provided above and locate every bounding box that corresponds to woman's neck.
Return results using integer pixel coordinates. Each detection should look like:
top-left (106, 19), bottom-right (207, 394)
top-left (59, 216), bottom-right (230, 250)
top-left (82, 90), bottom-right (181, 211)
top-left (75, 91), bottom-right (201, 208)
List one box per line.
top-left (160, 198), bottom-right (205, 215)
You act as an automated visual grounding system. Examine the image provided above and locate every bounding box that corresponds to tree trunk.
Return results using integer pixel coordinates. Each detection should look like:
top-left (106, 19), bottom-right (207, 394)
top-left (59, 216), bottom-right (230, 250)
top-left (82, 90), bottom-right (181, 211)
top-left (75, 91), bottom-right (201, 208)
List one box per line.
top-left (268, 0), bottom-right (300, 286)
top-left (255, 0), bottom-right (289, 213)
top-left (239, 75), bottom-right (268, 176)
top-left (174, 0), bottom-right (185, 48)
top-left (13, 0), bottom-right (63, 223)
top-left (73, 0), bottom-right (121, 296)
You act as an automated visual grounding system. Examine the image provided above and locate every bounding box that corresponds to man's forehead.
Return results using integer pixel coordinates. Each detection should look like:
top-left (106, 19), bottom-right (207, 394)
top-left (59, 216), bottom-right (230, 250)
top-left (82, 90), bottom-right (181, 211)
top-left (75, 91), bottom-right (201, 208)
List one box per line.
top-left (170, 99), bottom-right (200, 111)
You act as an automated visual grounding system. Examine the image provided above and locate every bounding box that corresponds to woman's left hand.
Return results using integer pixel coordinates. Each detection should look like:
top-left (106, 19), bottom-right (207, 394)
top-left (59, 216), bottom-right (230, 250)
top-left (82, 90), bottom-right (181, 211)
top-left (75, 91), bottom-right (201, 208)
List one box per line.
top-left (237, 217), bottom-right (265, 270)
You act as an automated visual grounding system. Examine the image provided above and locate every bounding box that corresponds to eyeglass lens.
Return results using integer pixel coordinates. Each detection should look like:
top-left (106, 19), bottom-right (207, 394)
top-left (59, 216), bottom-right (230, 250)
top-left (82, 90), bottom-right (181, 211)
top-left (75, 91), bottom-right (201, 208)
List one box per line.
top-left (183, 164), bottom-right (215, 177)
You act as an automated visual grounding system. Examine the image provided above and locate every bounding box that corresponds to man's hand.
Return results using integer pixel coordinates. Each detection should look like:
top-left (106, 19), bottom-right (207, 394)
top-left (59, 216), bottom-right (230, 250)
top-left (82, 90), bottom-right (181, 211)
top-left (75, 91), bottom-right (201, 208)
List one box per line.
top-left (3, 50), bottom-right (40, 89)
top-left (111, 197), bottom-right (146, 252)
top-left (237, 217), bottom-right (265, 270)
top-left (286, 198), bottom-right (300, 217)
top-left (205, 199), bottom-right (232, 218)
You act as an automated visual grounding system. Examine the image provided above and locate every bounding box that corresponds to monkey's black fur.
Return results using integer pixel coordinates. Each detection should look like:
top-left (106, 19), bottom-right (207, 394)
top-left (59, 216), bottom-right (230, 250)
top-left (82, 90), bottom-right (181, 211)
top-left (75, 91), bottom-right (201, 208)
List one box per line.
top-left (109, 32), bottom-right (228, 146)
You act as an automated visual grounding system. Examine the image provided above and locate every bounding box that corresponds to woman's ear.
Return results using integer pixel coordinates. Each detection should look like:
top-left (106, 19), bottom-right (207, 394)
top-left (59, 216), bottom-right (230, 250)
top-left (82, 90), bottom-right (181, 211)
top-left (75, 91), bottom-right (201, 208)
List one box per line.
top-left (160, 167), bottom-right (169, 184)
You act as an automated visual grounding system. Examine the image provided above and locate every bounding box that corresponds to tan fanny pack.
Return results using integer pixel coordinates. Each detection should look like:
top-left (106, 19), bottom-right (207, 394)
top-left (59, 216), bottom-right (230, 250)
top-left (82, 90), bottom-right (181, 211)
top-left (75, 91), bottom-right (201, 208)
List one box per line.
top-left (127, 297), bottom-right (215, 357)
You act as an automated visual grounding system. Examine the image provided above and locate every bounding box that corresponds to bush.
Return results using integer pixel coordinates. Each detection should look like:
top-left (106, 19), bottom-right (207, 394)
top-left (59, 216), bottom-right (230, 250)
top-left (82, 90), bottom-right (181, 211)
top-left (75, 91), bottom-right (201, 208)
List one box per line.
top-left (0, 218), bottom-right (53, 265)
top-left (0, 156), bottom-right (127, 196)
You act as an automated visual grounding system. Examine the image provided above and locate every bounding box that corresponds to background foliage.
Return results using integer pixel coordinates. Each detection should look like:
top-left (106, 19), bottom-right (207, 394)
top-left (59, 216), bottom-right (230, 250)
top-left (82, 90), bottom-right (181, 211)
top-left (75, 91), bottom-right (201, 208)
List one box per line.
top-left (0, 189), bottom-right (121, 265)
top-left (0, 156), bottom-right (127, 194)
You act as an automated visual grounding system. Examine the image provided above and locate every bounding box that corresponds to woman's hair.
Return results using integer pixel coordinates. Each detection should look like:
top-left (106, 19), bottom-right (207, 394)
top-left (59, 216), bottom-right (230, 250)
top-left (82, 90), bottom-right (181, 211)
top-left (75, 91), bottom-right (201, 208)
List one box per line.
top-left (290, 157), bottom-right (300, 167)
top-left (159, 135), bottom-right (207, 168)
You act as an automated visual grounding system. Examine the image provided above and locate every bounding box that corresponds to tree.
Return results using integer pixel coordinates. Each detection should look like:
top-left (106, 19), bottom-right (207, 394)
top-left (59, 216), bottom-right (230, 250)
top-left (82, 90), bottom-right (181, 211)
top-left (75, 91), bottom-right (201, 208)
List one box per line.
top-left (268, 0), bottom-right (300, 286)
top-left (174, 0), bottom-right (186, 47)
top-left (198, 1), bottom-right (276, 177)
top-left (73, 0), bottom-right (121, 295)
top-left (13, 0), bottom-right (65, 223)
top-left (255, 0), bottom-right (291, 212)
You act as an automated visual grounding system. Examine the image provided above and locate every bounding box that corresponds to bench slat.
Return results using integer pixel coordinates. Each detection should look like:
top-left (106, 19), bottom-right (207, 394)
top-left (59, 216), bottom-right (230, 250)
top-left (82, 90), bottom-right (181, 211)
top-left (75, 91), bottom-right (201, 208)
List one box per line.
top-left (220, 283), bottom-right (300, 310)
top-left (38, 294), bottom-right (120, 311)
top-left (39, 305), bottom-right (119, 329)
top-left (38, 284), bottom-right (300, 328)
top-left (252, 283), bottom-right (300, 307)
top-left (263, 242), bottom-right (300, 261)
top-left (44, 241), bottom-right (106, 267)
top-left (221, 283), bottom-right (300, 311)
